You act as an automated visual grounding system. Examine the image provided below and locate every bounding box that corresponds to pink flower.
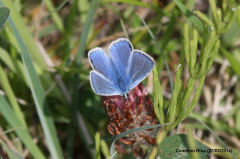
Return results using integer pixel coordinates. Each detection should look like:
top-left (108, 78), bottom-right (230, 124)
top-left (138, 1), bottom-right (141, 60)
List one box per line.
top-left (101, 83), bottom-right (158, 158)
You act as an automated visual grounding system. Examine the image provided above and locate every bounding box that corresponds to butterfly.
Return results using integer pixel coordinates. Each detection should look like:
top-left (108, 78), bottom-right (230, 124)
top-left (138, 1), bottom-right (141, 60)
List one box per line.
top-left (88, 38), bottom-right (154, 100)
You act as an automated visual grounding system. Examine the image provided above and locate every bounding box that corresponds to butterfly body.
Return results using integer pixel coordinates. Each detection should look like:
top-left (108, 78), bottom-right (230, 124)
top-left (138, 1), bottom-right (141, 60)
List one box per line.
top-left (88, 38), bottom-right (154, 100)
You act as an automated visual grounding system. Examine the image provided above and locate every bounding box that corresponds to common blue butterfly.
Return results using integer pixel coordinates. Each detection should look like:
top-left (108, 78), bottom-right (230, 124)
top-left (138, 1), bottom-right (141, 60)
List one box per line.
top-left (88, 38), bottom-right (154, 100)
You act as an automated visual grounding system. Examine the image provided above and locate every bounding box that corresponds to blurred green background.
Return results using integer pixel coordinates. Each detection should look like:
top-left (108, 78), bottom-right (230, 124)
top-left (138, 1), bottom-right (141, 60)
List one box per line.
top-left (0, 0), bottom-right (240, 158)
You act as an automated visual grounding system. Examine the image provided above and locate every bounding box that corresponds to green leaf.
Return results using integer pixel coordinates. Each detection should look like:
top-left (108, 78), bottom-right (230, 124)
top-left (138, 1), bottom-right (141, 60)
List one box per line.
top-left (113, 123), bottom-right (172, 142)
top-left (0, 66), bottom-right (27, 127)
top-left (136, 13), bottom-right (174, 93)
top-left (8, 149), bottom-right (24, 159)
top-left (0, 0), bottom-right (47, 69)
top-left (101, 140), bottom-right (111, 159)
top-left (221, 22), bottom-right (240, 48)
top-left (44, 0), bottom-right (64, 33)
top-left (95, 132), bottom-right (101, 159)
top-left (72, 0), bottom-right (100, 158)
top-left (162, 7), bottom-right (179, 51)
top-left (167, 66), bottom-right (182, 123)
top-left (0, 95), bottom-right (45, 159)
top-left (5, 5), bottom-right (63, 159)
top-left (0, 47), bottom-right (28, 85)
top-left (103, 0), bottom-right (168, 16)
top-left (173, 0), bottom-right (203, 31)
top-left (0, 7), bottom-right (9, 31)
top-left (0, 47), bottom-right (64, 101)
top-left (120, 18), bottom-right (129, 39)
top-left (103, 0), bottom-right (152, 8)
top-left (41, 0), bottom-right (68, 25)
top-left (220, 47), bottom-right (240, 77)
top-left (194, 115), bottom-right (237, 159)
top-left (76, 0), bottom-right (99, 61)
top-left (153, 66), bottom-right (164, 124)
top-left (157, 134), bottom-right (210, 159)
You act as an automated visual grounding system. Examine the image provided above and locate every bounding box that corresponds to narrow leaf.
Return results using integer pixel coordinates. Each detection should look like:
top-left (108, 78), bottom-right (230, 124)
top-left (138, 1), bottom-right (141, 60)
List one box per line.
top-left (95, 132), bottom-right (101, 159)
top-left (0, 0), bottom-right (47, 69)
top-left (136, 13), bottom-right (174, 93)
top-left (195, 116), bottom-right (237, 159)
top-left (72, 0), bottom-right (100, 158)
top-left (0, 7), bottom-right (9, 31)
top-left (0, 66), bottom-right (27, 127)
top-left (0, 95), bottom-right (45, 159)
top-left (6, 8), bottom-right (63, 159)
top-left (103, 0), bottom-right (152, 9)
top-left (220, 47), bottom-right (240, 77)
top-left (173, 0), bottom-right (203, 31)
top-left (153, 66), bottom-right (164, 124)
top-left (44, 0), bottom-right (64, 32)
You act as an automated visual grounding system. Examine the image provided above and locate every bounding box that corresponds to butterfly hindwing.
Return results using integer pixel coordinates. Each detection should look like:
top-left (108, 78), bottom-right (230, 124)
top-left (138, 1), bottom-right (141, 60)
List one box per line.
top-left (88, 48), bottom-right (115, 83)
top-left (90, 70), bottom-right (121, 96)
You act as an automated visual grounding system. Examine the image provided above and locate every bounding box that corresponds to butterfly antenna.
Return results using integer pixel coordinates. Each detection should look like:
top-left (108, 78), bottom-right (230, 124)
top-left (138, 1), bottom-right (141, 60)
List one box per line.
top-left (110, 96), bottom-right (124, 121)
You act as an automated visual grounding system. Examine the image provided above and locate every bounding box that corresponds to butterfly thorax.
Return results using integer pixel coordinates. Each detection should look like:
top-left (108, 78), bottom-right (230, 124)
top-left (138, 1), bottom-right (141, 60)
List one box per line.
top-left (122, 92), bottom-right (128, 100)
top-left (110, 59), bottom-right (129, 95)
top-left (115, 74), bottom-right (128, 93)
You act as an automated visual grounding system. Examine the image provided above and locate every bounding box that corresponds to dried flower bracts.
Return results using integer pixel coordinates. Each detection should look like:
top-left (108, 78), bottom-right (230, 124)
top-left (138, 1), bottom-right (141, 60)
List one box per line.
top-left (101, 83), bottom-right (158, 158)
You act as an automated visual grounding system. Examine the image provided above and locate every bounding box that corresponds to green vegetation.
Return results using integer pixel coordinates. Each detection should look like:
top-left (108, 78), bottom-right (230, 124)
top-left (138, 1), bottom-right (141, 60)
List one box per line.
top-left (0, 0), bottom-right (240, 158)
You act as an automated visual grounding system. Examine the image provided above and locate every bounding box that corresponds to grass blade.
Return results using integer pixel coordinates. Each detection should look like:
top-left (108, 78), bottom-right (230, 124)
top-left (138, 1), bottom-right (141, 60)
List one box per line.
top-left (173, 0), bottom-right (203, 31)
top-left (152, 66), bottom-right (164, 124)
top-left (76, 0), bottom-right (99, 61)
top-left (103, 0), bottom-right (168, 16)
top-left (220, 47), bottom-right (240, 77)
top-left (1, 0), bottom-right (47, 69)
top-left (136, 13), bottom-right (174, 94)
top-left (161, 7), bottom-right (179, 51)
top-left (0, 47), bottom-right (63, 100)
top-left (41, 0), bottom-right (68, 24)
top-left (0, 7), bottom-right (9, 31)
top-left (44, 0), bottom-right (64, 33)
top-left (113, 123), bottom-right (172, 142)
top-left (195, 115), bottom-right (237, 159)
top-left (0, 95), bottom-right (45, 159)
top-left (0, 47), bottom-right (28, 85)
top-left (103, 0), bottom-right (152, 8)
top-left (4, 4), bottom-right (63, 159)
top-left (95, 132), bottom-right (101, 159)
top-left (120, 18), bottom-right (129, 39)
top-left (0, 66), bottom-right (27, 127)
top-left (72, 0), bottom-right (100, 158)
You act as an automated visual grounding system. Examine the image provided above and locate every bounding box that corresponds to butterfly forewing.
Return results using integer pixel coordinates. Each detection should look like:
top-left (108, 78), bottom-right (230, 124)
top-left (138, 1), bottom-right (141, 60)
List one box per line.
top-left (128, 50), bottom-right (154, 90)
top-left (88, 48), bottom-right (115, 83)
top-left (109, 38), bottom-right (133, 79)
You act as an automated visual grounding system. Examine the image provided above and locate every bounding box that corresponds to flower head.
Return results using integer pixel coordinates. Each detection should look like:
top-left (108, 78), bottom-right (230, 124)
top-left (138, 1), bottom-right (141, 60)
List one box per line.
top-left (101, 83), bottom-right (158, 158)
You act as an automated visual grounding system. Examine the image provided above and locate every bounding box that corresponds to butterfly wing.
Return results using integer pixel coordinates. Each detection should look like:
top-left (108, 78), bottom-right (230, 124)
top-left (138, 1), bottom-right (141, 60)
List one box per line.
top-left (128, 50), bottom-right (154, 90)
top-left (88, 47), bottom-right (115, 82)
top-left (109, 38), bottom-right (133, 78)
top-left (90, 70), bottom-right (121, 96)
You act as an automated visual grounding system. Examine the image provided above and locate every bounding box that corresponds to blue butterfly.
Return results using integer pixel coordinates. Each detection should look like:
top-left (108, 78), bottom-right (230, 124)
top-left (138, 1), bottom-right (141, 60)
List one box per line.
top-left (88, 38), bottom-right (154, 100)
